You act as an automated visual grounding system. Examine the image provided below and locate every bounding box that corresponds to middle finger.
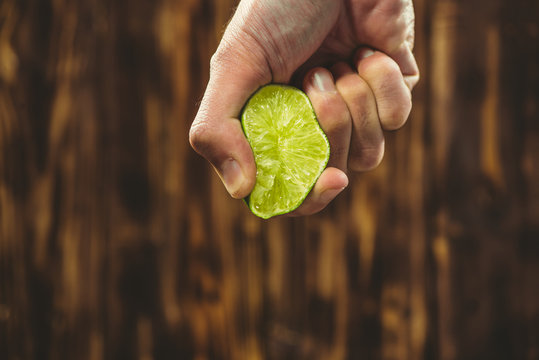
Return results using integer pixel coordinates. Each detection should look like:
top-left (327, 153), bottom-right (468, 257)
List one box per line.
top-left (331, 62), bottom-right (385, 171)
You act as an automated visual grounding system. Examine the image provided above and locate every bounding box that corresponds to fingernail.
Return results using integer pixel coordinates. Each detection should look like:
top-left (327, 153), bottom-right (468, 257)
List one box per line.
top-left (356, 47), bottom-right (375, 62)
top-left (311, 69), bottom-right (335, 92)
top-left (220, 158), bottom-right (245, 197)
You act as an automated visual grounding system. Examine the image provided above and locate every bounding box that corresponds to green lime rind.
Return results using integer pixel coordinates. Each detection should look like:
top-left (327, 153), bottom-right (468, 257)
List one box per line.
top-left (241, 84), bottom-right (330, 219)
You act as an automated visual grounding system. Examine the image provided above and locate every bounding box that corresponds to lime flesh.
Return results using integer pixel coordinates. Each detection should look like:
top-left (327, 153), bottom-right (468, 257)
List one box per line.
top-left (241, 84), bottom-right (330, 219)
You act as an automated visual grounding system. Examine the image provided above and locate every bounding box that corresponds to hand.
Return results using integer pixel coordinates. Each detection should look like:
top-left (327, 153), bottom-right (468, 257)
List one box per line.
top-left (189, 0), bottom-right (419, 216)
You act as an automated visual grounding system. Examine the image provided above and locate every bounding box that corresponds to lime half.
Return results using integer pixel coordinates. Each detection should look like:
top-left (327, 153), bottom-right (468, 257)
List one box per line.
top-left (241, 84), bottom-right (330, 219)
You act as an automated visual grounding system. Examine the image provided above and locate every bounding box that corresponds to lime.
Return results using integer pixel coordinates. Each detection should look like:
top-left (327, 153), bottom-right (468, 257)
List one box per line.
top-left (241, 84), bottom-right (330, 219)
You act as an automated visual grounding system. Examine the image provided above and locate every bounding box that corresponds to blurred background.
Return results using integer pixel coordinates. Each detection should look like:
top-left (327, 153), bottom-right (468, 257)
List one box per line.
top-left (1, 0), bottom-right (538, 359)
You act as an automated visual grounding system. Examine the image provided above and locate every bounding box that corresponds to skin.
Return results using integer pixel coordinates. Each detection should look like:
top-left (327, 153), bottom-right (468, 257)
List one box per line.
top-left (190, 0), bottom-right (420, 216)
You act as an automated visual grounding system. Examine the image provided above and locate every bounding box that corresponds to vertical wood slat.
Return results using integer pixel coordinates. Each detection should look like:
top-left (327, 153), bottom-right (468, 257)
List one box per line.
top-left (429, 1), bottom-right (458, 359)
top-left (1, 0), bottom-right (538, 359)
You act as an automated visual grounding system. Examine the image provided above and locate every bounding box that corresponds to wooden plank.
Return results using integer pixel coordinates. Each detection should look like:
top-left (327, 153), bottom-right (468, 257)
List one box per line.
top-left (1, 0), bottom-right (538, 359)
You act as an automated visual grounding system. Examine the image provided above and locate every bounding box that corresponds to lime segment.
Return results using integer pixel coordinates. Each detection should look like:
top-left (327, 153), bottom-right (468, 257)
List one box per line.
top-left (241, 84), bottom-right (330, 219)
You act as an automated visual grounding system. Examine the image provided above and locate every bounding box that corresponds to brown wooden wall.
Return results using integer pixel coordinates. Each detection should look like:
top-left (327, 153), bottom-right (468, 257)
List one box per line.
top-left (1, 0), bottom-right (538, 359)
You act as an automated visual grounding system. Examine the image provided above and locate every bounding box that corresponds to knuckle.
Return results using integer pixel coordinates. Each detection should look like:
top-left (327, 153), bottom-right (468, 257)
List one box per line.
top-left (337, 76), bottom-right (372, 108)
top-left (366, 56), bottom-right (402, 80)
top-left (315, 95), bottom-right (351, 136)
top-left (328, 145), bottom-right (349, 166)
top-left (314, 95), bottom-right (336, 119)
top-left (349, 142), bottom-right (385, 171)
top-left (380, 91), bottom-right (412, 130)
top-left (189, 120), bottom-right (212, 155)
top-left (328, 117), bottom-right (351, 138)
top-left (361, 57), bottom-right (412, 130)
top-left (330, 118), bottom-right (351, 138)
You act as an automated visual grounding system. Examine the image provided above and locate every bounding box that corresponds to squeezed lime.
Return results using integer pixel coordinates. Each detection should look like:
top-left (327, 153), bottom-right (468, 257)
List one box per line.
top-left (241, 84), bottom-right (330, 219)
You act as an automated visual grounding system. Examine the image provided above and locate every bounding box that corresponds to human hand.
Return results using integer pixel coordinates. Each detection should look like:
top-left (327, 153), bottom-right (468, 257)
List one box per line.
top-left (189, 0), bottom-right (419, 216)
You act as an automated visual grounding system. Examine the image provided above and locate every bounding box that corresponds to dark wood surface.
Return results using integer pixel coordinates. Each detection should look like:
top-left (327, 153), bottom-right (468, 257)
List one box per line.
top-left (1, 0), bottom-right (538, 359)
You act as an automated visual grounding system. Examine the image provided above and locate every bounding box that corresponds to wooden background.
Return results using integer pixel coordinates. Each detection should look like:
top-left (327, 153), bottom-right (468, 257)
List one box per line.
top-left (1, 0), bottom-right (538, 359)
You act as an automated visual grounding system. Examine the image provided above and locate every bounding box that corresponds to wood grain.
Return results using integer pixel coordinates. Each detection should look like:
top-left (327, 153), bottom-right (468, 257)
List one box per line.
top-left (1, 0), bottom-right (538, 359)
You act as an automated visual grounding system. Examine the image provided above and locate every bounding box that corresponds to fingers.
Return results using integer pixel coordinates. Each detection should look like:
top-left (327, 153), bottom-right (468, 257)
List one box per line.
top-left (289, 167), bottom-right (349, 217)
top-left (291, 68), bottom-right (352, 216)
top-left (291, 68), bottom-right (351, 216)
top-left (331, 62), bottom-right (385, 171)
top-left (303, 68), bottom-right (352, 172)
top-left (289, 48), bottom-right (413, 216)
top-left (354, 47), bottom-right (412, 131)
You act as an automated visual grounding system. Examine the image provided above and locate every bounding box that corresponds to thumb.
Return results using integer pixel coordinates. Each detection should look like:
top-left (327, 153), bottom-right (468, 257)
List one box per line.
top-left (189, 39), bottom-right (271, 199)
